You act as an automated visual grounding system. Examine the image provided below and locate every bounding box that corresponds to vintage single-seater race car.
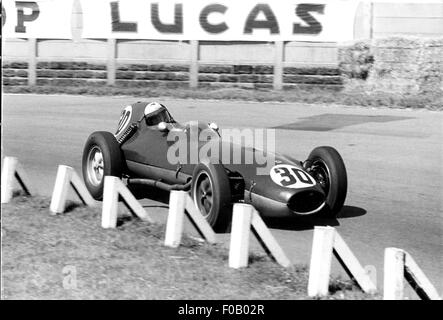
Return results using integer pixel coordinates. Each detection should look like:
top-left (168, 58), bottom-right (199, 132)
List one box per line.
top-left (82, 102), bottom-right (347, 231)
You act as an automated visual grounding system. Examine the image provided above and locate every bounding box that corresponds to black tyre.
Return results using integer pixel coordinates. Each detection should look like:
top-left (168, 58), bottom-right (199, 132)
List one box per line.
top-left (191, 161), bottom-right (232, 232)
top-left (82, 131), bottom-right (123, 200)
top-left (305, 146), bottom-right (347, 218)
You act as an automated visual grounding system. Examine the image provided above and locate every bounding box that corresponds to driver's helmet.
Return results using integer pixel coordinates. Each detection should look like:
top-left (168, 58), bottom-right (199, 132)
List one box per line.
top-left (144, 102), bottom-right (172, 126)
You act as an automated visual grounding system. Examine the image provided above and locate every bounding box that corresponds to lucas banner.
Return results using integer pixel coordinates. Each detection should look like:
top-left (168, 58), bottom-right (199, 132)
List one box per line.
top-left (81, 0), bottom-right (359, 41)
top-left (2, 0), bottom-right (74, 39)
top-left (1, 0), bottom-right (359, 41)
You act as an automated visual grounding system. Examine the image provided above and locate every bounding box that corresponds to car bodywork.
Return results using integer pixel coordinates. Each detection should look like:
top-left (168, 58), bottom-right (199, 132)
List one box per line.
top-left (114, 101), bottom-right (326, 218)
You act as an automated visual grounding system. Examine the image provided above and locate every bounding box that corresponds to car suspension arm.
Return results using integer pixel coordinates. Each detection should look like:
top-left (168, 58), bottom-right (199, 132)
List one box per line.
top-left (127, 178), bottom-right (192, 192)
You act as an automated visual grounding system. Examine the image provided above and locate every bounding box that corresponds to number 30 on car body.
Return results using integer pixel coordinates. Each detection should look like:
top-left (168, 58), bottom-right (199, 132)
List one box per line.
top-left (270, 164), bottom-right (316, 188)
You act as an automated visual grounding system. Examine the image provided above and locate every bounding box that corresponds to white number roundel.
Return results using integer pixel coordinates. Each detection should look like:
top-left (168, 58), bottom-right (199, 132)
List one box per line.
top-left (270, 164), bottom-right (316, 189)
top-left (115, 105), bottom-right (132, 136)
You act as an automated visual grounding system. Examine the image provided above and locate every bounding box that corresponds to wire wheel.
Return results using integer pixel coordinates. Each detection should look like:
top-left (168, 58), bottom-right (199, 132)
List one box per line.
top-left (190, 161), bottom-right (233, 232)
top-left (86, 146), bottom-right (104, 186)
top-left (310, 159), bottom-right (330, 195)
top-left (194, 172), bottom-right (214, 218)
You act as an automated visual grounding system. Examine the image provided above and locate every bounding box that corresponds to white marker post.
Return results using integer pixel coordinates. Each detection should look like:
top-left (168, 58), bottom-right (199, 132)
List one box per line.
top-left (164, 191), bottom-right (217, 248)
top-left (228, 203), bottom-right (291, 269)
top-left (251, 209), bottom-right (291, 268)
top-left (404, 252), bottom-right (441, 300)
top-left (308, 226), bottom-right (377, 297)
top-left (383, 248), bottom-right (405, 300)
top-left (50, 165), bottom-right (95, 214)
top-left (101, 176), bottom-right (153, 229)
top-left (1, 156), bottom-right (35, 203)
top-left (164, 190), bottom-right (187, 247)
top-left (333, 232), bottom-right (377, 293)
top-left (228, 204), bottom-right (254, 268)
top-left (184, 193), bottom-right (217, 244)
top-left (384, 248), bottom-right (441, 300)
top-left (308, 226), bottom-right (335, 297)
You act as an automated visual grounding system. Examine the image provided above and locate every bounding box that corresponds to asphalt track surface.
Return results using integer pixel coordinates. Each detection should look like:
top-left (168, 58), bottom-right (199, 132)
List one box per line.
top-left (2, 94), bottom-right (442, 298)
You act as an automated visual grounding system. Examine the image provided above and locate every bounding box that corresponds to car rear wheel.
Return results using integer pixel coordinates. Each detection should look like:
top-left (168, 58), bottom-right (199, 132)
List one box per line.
top-left (305, 146), bottom-right (347, 218)
top-left (191, 161), bottom-right (232, 232)
top-left (82, 131), bottom-right (123, 200)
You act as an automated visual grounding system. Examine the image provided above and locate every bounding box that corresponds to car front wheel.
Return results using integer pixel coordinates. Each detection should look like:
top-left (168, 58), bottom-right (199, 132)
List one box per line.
top-left (305, 146), bottom-right (347, 218)
top-left (82, 131), bottom-right (123, 200)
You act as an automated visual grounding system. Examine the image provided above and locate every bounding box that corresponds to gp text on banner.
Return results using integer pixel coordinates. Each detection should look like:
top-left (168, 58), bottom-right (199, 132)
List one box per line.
top-left (2, 0), bottom-right (74, 39)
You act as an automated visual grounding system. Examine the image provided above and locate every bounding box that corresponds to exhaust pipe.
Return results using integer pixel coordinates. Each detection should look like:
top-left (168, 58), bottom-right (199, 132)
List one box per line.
top-left (127, 178), bottom-right (192, 192)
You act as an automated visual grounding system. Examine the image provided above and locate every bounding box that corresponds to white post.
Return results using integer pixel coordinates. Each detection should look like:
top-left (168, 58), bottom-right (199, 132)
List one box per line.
top-left (50, 165), bottom-right (95, 214)
top-left (1, 157), bottom-right (18, 204)
top-left (116, 178), bottom-right (153, 223)
top-left (184, 194), bottom-right (217, 244)
top-left (107, 38), bottom-right (116, 85)
top-left (251, 210), bottom-right (291, 268)
top-left (50, 165), bottom-right (72, 214)
top-left (333, 232), bottom-right (377, 293)
top-left (69, 167), bottom-right (96, 207)
top-left (353, 1), bottom-right (373, 40)
top-left (164, 191), bottom-right (187, 248)
top-left (189, 40), bottom-right (199, 88)
top-left (404, 252), bottom-right (441, 300)
top-left (101, 176), bottom-right (120, 229)
top-left (28, 38), bottom-right (37, 86)
top-left (308, 226), bottom-right (335, 297)
top-left (383, 248), bottom-right (405, 300)
top-left (229, 204), bottom-right (253, 269)
top-left (101, 176), bottom-right (152, 229)
top-left (273, 41), bottom-right (284, 90)
top-left (1, 157), bottom-right (34, 204)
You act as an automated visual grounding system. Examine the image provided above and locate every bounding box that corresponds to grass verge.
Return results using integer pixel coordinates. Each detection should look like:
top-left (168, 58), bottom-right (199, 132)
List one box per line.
top-left (3, 85), bottom-right (442, 110)
top-left (1, 195), bottom-right (380, 300)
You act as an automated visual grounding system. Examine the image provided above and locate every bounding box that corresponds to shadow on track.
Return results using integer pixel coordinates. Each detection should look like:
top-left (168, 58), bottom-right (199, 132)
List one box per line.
top-left (127, 184), bottom-right (170, 205)
top-left (263, 205), bottom-right (367, 231)
top-left (126, 184), bottom-right (367, 231)
top-left (337, 205), bottom-right (367, 219)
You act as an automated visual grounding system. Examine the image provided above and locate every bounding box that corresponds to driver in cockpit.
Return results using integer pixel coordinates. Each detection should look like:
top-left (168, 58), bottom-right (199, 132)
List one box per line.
top-left (144, 102), bottom-right (175, 127)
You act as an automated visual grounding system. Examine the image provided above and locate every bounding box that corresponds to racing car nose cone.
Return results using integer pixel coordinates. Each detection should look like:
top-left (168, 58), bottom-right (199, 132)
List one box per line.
top-left (288, 190), bottom-right (325, 215)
